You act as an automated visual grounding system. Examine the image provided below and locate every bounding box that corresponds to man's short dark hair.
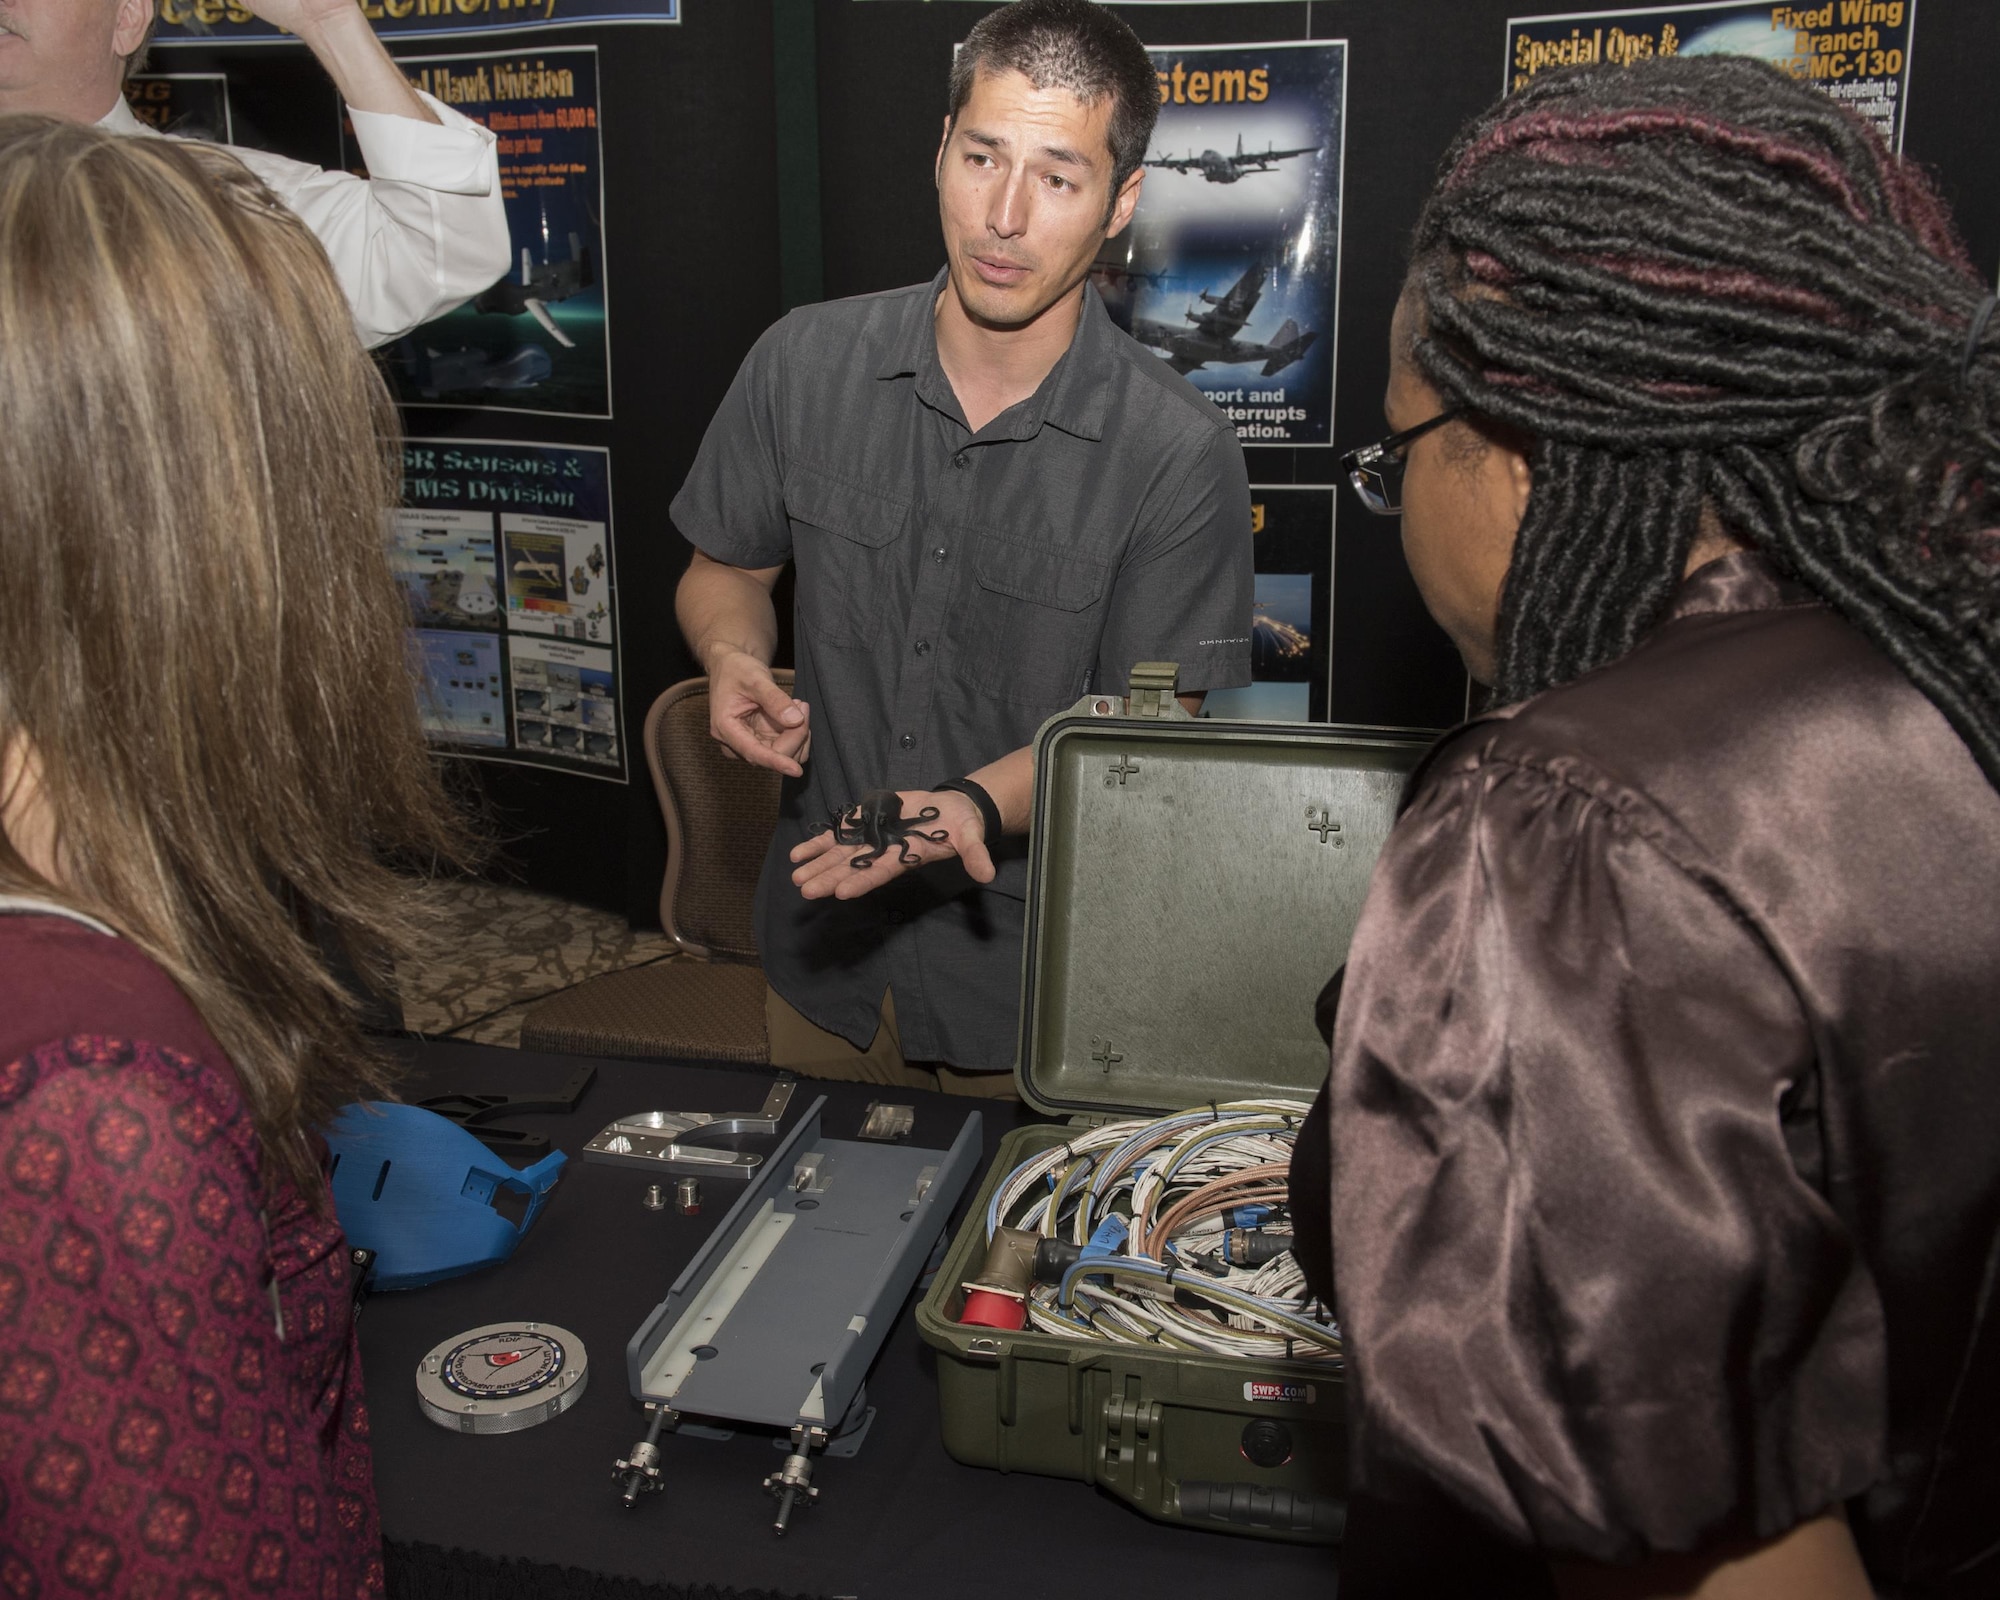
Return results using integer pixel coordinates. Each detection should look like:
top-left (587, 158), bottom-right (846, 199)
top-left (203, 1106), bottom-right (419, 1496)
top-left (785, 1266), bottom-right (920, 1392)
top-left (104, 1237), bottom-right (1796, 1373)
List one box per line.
top-left (948, 0), bottom-right (1160, 197)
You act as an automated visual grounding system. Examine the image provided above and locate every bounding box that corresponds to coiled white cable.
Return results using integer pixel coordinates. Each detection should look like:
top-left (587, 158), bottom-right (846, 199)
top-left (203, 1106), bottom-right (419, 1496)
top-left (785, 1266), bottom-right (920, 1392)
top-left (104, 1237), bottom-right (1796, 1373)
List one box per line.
top-left (983, 1099), bottom-right (1339, 1362)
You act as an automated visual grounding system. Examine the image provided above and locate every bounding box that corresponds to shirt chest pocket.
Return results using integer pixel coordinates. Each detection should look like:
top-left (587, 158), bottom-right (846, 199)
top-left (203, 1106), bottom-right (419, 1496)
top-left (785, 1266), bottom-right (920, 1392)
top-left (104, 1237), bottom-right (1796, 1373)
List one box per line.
top-left (950, 535), bottom-right (1110, 708)
top-left (785, 470), bottom-right (907, 650)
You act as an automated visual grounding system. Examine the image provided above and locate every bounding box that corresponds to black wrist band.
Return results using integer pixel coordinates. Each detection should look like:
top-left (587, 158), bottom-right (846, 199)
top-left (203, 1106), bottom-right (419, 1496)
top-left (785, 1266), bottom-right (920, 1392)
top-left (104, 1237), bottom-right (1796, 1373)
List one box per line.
top-left (933, 777), bottom-right (1003, 844)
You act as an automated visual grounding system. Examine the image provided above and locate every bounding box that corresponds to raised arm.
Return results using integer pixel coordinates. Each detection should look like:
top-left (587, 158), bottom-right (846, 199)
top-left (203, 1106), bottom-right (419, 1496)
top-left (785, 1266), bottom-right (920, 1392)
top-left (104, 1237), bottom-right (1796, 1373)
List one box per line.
top-left (224, 0), bottom-right (509, 346)
top-left (243, 0), bottom-right (437, 123)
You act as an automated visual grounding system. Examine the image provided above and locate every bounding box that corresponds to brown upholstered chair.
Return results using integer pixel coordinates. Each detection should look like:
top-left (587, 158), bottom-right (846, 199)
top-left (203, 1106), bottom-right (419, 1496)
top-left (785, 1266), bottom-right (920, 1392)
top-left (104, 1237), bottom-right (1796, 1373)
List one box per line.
top-left (518, 673), bottom-right (792, 1063)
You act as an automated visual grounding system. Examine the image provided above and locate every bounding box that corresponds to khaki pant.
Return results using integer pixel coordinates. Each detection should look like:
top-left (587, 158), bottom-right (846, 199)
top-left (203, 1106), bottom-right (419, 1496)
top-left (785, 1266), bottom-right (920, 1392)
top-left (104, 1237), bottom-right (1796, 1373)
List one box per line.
top-left (764, 985), bottom-right (1018, 1100)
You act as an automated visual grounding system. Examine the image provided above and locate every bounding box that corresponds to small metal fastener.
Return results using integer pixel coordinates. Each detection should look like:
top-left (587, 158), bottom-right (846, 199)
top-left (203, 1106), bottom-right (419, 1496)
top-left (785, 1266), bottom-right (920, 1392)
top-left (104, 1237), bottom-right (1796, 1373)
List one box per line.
top-left (674, 1177), bottom-right (702, 1215)
top-left (642, 1184), bottom-right (668, 1211)
top-left (858, 1102), bottom-right (914, 1143)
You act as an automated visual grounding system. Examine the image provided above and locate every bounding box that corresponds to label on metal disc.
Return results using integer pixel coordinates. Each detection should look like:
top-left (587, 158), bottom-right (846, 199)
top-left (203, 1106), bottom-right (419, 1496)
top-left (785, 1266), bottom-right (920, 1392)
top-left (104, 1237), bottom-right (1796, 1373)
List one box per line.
top-left (415, 1322), bottom-right (588, 1434)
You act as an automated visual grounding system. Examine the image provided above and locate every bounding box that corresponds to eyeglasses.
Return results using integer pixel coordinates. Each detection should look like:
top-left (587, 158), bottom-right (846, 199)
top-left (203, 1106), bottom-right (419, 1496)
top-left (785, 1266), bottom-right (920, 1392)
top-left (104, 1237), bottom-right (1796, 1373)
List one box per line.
top-left (1340, 407), bottom-right (1464, 515)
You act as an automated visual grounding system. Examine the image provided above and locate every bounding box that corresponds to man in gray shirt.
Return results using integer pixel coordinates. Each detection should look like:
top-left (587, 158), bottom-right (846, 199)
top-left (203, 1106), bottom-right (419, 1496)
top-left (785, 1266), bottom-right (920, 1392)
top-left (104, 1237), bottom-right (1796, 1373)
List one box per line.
top-left (673, 0), bottom-right (1251, 1090)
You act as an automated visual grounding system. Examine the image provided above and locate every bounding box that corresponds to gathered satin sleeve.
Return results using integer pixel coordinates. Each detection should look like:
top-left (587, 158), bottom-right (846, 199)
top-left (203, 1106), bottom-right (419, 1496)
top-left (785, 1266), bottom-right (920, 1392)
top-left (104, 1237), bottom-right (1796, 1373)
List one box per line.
top-left (1326, 750), bottom-right (1887, 1562)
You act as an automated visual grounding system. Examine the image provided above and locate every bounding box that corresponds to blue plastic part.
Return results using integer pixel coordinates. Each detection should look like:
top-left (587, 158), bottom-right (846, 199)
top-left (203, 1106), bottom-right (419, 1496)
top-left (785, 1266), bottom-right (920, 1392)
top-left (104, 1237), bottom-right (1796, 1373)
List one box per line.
top-left (1081, 1214), bottom-right (1129, 1261)
top-left (1223, 1203), bottom-right (1275, 1230)
top-left (325, 1102), bottom-right (566, 1291)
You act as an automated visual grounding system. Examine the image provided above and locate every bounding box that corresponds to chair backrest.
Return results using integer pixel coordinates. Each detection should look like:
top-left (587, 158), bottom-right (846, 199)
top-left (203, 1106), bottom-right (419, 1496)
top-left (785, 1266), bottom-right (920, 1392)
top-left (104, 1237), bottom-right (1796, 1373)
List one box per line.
top-left (645, 673), bottom-right (793, 960)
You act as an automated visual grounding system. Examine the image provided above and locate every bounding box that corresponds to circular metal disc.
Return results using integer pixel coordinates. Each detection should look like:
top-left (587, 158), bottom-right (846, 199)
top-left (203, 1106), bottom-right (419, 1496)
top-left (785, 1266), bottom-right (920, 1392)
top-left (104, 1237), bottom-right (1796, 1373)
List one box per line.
top-left (415, 1321), bottom-right (588, 1435)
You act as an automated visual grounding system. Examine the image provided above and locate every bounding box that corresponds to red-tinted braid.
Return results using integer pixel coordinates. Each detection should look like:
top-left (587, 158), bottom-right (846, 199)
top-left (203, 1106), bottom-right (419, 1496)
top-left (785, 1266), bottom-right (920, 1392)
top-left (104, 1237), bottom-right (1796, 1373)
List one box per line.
top-left (1446, 106), bottom-right (1874, 226)
top-left (1580, 256), bottom-right (1851, 324)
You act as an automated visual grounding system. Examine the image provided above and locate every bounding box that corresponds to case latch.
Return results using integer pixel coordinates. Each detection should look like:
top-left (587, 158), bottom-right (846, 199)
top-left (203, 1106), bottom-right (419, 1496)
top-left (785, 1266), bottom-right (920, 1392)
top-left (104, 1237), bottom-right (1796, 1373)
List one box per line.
top-left (1127, 661), bottom-right (1181, 719)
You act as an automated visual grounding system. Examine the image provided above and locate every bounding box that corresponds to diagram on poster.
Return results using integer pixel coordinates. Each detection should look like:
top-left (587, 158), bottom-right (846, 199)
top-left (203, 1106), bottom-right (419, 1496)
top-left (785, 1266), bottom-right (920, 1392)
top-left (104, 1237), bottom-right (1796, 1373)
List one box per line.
top-left (1508, 3), bottom-right (1915, 148)
top-left (346, 48), bottom-right (611, 417)
top-left (1093, 42), bottom-right (1346, 447)
top-left (413, 631), bottom-right (507, 748)
top-left (123, 73), bottom-right (232, 141)
top-left (399, 439), bottom-right (625, 781)
top-left (1202, 487), bottom-right (1334, 722)
top-left (392, 508), bottom-right (500, 630)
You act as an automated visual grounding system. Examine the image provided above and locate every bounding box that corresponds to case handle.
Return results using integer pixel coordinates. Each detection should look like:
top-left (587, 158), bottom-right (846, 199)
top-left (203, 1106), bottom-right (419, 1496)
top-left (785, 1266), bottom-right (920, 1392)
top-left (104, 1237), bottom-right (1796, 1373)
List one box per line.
top-left (1175, 1480), bottom-right (1346, 1539)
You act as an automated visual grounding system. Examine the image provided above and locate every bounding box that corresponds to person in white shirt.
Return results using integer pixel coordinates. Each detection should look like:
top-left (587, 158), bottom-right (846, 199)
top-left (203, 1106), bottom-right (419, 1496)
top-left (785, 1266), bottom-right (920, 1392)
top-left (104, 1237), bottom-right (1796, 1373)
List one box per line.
top-left (0, 0), bottom-right (509, 348)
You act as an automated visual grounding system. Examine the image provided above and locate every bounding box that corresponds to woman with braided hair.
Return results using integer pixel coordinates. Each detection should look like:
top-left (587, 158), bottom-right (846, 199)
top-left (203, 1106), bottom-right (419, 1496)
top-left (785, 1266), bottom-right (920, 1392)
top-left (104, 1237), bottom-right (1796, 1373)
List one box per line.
top-left (1300, 55), bottom-right (2000, 1600)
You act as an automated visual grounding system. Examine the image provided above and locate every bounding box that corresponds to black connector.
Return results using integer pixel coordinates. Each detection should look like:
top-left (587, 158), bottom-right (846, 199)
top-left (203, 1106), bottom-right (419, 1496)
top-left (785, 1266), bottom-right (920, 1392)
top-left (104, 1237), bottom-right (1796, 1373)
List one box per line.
top-left (1222, 1229), bottom-right (1295, 1268)
top-left (1031, 1235), bottom-right (1082, 1284)
top-left (1181, 1247), bottom-right (1231, 1278)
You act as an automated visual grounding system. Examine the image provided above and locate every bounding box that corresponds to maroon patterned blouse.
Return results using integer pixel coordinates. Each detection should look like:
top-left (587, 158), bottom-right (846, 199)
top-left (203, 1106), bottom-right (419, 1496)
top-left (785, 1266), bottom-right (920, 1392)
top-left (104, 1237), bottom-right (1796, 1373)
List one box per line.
top-left (0, 911), bottom-right (383, 1598)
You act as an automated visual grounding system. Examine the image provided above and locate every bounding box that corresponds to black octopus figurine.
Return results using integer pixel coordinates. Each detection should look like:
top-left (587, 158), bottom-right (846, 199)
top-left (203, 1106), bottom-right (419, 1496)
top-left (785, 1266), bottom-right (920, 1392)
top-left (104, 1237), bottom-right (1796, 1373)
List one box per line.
top-left (813, 789), bottom-right (950, 869)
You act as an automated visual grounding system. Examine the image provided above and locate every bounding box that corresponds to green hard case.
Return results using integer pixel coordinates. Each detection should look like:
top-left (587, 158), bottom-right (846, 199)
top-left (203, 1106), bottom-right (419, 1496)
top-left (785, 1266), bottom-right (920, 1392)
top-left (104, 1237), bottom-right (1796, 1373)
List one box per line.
top-left (915, 670), bottom-right (1430, 1543)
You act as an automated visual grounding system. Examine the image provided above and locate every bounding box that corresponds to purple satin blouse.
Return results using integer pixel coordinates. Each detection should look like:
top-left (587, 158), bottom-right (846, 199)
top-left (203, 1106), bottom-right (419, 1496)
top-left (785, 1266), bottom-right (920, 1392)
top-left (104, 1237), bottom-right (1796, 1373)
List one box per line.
top-left (1324, 553), bottom-right (2000, 1595)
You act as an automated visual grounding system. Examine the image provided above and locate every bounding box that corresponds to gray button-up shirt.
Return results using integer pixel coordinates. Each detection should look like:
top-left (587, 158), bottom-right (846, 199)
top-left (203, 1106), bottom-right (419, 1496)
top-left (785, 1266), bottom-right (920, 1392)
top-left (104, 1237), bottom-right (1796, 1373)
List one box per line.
top-left (672, 269), bottom-right (1252, 1069)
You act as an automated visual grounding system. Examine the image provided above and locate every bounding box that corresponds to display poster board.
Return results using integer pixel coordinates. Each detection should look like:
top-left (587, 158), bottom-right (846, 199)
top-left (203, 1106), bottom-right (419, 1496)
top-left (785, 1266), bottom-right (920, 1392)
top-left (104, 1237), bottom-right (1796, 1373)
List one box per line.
top-left (122, 71), bottom-right (233, 140)
top-left (1092, 41), bottom-right (1347, 448)
top-left (398, 438), bottom-right (626, 781)
top-left (343, 46), bottom-right (611, 418)
top-left (1202, 486), bottom-right (1335, 724)
top-left (139, 2), bottom-right (793, 909)
top-left (152, 0), bottom-right (677, 46)
top-left (1508, 1), bottom-right (1917, 148)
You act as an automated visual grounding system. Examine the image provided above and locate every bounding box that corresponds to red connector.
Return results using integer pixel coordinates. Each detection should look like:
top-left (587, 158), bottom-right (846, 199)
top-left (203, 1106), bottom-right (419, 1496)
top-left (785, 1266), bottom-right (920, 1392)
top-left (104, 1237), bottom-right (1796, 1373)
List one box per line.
top-left (958, 1226), bottom-right (1037, 1330)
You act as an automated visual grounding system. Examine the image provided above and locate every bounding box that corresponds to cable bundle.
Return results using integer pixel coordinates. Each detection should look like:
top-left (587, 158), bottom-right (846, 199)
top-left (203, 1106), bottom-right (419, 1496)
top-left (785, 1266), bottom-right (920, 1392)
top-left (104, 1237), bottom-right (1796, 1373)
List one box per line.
top-left (964, 1099), bottom-right (1340, 1363)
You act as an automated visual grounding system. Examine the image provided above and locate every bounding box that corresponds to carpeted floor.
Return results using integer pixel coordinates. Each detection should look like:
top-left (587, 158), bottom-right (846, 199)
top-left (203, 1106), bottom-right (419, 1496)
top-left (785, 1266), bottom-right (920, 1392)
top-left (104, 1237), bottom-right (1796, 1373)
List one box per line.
top-left (397, 880), bottom-right (680, 1047)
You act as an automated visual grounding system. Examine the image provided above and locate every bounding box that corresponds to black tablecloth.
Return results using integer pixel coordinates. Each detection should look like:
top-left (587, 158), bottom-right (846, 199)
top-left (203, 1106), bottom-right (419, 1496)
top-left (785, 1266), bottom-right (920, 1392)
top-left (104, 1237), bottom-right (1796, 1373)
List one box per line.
top-left (363, 1040), bottom-right (1342, 1599)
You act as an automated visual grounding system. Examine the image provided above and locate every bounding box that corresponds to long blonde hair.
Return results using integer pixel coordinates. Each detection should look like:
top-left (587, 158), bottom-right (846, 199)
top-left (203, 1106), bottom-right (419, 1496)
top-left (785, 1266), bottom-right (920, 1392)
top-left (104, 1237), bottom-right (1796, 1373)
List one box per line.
top-left (0, 115), bottom-right (469, 1199)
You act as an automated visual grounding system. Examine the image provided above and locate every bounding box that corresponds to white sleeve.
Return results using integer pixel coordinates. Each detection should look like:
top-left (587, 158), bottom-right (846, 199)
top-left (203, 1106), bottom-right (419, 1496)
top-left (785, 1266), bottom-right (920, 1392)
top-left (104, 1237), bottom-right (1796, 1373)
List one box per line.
top-left (219, 91), bottom-right (510, 349)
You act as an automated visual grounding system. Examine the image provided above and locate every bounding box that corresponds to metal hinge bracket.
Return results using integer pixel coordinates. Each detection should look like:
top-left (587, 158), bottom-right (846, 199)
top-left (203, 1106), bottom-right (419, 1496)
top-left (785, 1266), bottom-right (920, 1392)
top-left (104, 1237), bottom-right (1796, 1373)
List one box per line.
top-left (1127, 661), bottom-right (1182, 719)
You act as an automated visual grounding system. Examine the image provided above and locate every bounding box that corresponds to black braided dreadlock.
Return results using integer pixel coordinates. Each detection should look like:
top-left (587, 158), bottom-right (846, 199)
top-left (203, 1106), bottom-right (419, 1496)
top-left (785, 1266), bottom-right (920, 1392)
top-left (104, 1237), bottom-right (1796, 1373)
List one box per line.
top-left (1408, 55), bottom-right (2000, 789)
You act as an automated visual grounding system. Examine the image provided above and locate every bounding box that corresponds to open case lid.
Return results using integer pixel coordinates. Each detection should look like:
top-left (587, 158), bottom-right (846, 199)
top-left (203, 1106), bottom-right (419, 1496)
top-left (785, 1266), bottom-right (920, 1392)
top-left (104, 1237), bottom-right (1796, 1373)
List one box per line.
top-left (1016, 666), bottom-right (1431, 1119)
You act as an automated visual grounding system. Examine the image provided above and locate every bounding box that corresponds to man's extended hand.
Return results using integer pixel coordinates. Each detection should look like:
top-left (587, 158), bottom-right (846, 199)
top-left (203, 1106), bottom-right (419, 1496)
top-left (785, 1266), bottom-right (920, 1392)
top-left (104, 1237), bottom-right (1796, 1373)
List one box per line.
top-left (790, 789), bottom-right (994, 900)
top-left (237, 0), bottom-right (370, 37)
top-left (708, 648), bottom-right (812, 777)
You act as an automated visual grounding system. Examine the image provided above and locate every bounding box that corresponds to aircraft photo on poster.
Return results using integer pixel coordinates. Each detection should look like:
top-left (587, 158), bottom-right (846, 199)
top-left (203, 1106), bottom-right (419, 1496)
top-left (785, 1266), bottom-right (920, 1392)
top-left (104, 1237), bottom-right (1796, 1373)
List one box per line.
top-left (344, 47), bottom-right (612, 418)
top-left (1094, 41), bottom-right (1347, 447)
top-left (1508, 2), bottom-right (1916, 149)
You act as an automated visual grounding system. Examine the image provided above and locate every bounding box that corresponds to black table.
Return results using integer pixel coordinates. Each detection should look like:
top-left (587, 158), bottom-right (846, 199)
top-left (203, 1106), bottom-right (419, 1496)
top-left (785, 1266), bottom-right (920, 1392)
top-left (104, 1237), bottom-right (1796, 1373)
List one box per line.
top-left (364, 1040), bottom-right (1342, 1599)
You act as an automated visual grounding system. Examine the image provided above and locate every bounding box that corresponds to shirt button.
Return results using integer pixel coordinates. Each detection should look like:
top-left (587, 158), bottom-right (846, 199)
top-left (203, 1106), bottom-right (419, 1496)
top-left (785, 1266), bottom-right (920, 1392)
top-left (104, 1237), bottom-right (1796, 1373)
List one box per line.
top-left (900, 733), bottom-right (916, 749)
top-left (888, 910), bottom-right (907, 925)
top-left (914, 639), bottom-right (930, 656)
top-left (953, 452), bottom-right (969, 469)
top-left (931, 546), bottom-right (947, 563)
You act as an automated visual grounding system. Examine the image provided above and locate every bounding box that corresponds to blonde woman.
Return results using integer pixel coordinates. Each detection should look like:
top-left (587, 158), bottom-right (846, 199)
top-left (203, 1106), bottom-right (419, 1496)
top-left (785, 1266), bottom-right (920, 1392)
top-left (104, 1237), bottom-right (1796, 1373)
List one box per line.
top-left (0, 117), bottom-right (466, 1597)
